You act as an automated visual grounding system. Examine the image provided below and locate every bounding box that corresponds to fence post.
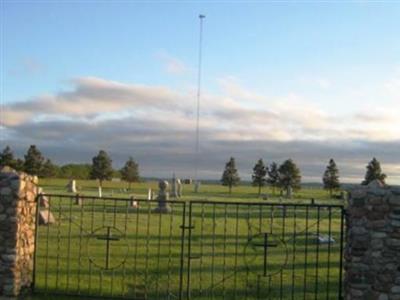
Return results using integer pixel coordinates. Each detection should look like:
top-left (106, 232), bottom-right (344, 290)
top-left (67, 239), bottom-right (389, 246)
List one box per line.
top-left (0, 167), bottom-right (38, 297)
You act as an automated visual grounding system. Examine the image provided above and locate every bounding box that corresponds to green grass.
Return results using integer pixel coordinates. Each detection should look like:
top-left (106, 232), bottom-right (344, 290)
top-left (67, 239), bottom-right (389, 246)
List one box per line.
top-left (32, 179), bottom-right (345, 299)
top-left (38, 178), bottom-right (339, 204)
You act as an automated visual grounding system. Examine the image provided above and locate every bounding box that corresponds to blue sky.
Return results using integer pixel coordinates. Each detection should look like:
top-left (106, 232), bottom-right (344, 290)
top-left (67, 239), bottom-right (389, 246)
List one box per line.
top-left (4, 2), bottom-right (400, 103)
top-left (1, 1), bottom-right (400, 183)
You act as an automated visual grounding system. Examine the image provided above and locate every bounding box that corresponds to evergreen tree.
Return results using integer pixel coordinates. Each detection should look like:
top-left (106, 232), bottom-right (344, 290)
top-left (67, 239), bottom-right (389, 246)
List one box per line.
top-left (362, 157), bottom-right (387, 185)
top-left (322, 159), bottom-right (340, 196)
top-left (24, 145), bottom-right (45, 175)
top-left (0, 145), bottom-right (16, 168)
top-left (252, 158), bottom-right (267, 196)
top-left (221, 157), bottom-right (240, 194)
top-left (90, 150), bottom-right (113, 187)
top-left (41, 159), bottom-right (59, 178)
top-left (267, 162), bottom-right (279, 195)
top-left (278, 159), bottom-right (301, 197)
top-left (14, 159), bottom-right (25, 172)
top-left (120, 157), bottom-right (140, 189)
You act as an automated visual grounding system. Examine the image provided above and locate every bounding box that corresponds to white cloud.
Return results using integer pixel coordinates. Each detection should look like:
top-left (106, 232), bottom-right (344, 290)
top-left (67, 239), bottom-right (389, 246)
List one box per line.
top-left (156, 51), bottom-right (189, 75)
top-left (384, 77), bottom-right (400, 94)
top-left (297, 76), bottom-right (332, 90)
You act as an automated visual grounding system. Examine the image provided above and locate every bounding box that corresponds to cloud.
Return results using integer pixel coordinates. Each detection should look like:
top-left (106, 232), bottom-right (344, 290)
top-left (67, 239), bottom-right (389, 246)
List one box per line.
top-left (384, 76), bottom-right (400, 95)
top-left (1, 77), bottom-right (188, 126)
top-left (216, 76), bottom-right (266, 102)
top-left (156, 51), bottom-right (189, 75)
top-left (297, 76), bottom-right (332, 90)
top-left (2, 76), bottom-right (400, 183)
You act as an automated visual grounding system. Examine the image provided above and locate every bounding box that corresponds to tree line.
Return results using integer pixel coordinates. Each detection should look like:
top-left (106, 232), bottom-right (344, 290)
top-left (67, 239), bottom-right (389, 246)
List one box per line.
top-left (0, 145), bottom-right (387, 194)
top-left (0, 145), bottom-right (140, 187)
top-left (221, 156), bottom-right (387, 195)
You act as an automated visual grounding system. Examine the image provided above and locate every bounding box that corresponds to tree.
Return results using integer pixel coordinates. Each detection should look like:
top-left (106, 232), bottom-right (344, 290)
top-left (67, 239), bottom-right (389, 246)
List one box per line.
top-left (252, 159), bottom-right (267, 196)
top-left (120, 157), bottom-right (140, 189)
top-left (267, 162), bottom-right (279, 195)
top-left (278, 159), bottom-right (301, 197)
top-left (90, 150), bottom-right (113, 187)
top-left (41, 159), bottom-right (59, 178)
top-left (221, 157), bottom-right (240, 194)
top-left (14, 158), bottom-right (25, 172)
top-left (362, 157), bottom-right (387, 185)
top-left (0, 146), bottom-right (16, 168)
top-left (24, 145), bottom-right (45, 175)
top-left (322, 159), bottom-right (340, 196)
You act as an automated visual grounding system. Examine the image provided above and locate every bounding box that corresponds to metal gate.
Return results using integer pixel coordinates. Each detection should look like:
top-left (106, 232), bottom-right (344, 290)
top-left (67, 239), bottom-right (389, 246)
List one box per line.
top-left (33, 195), bottom-right (344, 299)
top-left (185, 201), bottom-right (345, 300)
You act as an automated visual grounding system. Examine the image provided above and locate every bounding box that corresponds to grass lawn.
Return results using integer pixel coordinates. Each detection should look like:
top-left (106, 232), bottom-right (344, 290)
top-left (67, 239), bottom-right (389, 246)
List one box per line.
top-left (31, 179), bottom-right (345, 299)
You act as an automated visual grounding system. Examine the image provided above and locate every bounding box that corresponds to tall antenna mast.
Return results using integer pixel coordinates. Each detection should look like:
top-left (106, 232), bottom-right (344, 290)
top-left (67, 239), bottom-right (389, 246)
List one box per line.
top-left (194, 14), bottom-right (205, 193)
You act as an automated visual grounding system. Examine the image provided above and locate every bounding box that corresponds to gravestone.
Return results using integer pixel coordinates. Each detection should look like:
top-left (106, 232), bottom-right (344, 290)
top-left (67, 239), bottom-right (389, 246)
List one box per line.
top-left (147, 188), bottom-right (152, 200)
top-left (37, 188), bottom-right (55, 224)
top-left (130, 196), bottom-right (138, 208)
top-left (171, 174), bottom-right (178, 198)
top-left (98, 186), bottom-right (102, 198)
top-left (66, 179), bottom-right (77, 193)
top-left (316, 234), bottom-right (335, 244)
top-left (39, 210), bottom-right (56, 225)
top-left (38, 188), bottom-right (49, 208)
top-left (177, 179), bottom-right (183, 197)
top-left (152, 180), bottom-right (171, 213)
top-left (194, 181), bottom-right (201, 193)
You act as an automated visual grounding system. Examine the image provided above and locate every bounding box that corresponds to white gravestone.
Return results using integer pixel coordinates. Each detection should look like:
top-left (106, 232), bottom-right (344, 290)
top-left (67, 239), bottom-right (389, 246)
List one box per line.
top-left (66, 179), bottom-right (77, 193)
top-left (130, 196), bottom-right (138, 208)
top-left (177, 179), bottom-right (183, 197)
top-left (98, 186), bottom-right (102, 198)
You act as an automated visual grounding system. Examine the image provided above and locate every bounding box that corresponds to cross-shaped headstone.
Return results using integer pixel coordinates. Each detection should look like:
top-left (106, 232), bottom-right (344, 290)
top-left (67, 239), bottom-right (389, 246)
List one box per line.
top-left (96, 226), bottom-right (120, 269)
top-left (253, 233), bottom-right (278, 277)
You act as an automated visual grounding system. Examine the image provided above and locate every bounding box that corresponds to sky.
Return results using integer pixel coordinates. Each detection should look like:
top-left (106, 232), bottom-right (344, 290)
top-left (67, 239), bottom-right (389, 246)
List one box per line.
top-left (1, 1), bottom-right (400, 183)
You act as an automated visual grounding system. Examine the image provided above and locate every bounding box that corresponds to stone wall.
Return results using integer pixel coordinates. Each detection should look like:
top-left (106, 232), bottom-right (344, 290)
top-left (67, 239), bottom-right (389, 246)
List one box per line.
top-left (0, 167), bottom-right (38, 296)
top-left (345, 180), bottom-right (400, 300)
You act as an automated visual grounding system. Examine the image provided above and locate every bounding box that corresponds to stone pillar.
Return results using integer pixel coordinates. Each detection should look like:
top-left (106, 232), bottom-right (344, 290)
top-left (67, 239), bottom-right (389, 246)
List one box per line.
top-left (345, 180), bottom-right (400, 300)
top-left (0, 167), bottom-right (38, 297)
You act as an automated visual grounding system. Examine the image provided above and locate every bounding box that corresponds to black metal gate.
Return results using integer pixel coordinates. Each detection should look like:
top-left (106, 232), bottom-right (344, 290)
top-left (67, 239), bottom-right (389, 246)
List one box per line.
top-left (185, 201), bottom-right (345, 300)
top-left (33, 195), bottom-right (344, 299)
